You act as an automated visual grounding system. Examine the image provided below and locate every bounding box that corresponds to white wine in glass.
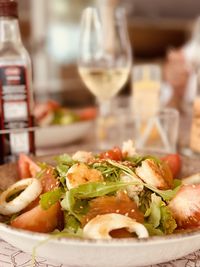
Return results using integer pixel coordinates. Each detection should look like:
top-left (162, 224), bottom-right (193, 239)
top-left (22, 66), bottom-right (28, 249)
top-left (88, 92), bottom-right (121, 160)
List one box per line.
top-left (79, 67), bottom-right (130, 102)
top-left (78, 6), bottom-right (132, 148)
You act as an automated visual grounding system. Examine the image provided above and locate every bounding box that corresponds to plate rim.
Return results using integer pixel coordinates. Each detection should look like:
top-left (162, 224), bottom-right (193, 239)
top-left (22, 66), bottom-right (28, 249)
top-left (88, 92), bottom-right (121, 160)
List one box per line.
top-left (1, 222), bottom-right (200, 246)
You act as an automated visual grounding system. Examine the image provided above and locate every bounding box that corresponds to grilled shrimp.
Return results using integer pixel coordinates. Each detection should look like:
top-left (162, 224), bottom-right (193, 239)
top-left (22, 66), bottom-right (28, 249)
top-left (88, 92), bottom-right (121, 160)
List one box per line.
top-left (66, 163), bottom-right (103, 189)
top-left (136, 159), bottom-right (173, 189)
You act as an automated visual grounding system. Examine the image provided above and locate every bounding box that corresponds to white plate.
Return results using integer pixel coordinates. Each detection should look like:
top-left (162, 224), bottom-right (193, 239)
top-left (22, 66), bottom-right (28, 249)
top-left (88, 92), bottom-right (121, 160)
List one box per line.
top-left (0, 224), bottom-right (200, 267)
top-left (0, 155), bottom-right (200, 266)
top-left (35, 120), bottom-right (94, 148)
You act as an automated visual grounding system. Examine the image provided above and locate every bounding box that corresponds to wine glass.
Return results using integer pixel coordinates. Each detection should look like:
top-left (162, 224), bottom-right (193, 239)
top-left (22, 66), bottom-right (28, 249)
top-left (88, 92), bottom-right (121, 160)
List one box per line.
top-left (78, 6), bottom-right (132, 149)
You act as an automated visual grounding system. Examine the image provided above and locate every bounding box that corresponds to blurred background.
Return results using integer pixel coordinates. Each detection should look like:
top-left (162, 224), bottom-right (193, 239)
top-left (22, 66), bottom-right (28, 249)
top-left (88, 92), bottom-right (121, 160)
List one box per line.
top-left (18, 0), bottom-right (200, 107)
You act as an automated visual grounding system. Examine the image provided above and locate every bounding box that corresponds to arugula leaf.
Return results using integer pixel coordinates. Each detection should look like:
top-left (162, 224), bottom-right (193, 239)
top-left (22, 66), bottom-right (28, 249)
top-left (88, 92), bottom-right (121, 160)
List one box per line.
top-left (106, 159), bottom-right (136, 177)
top-left (64, 213), bottom-right (81, 233)
top-left (144, 183), bottom-right (181, 201)
top-left (126, 155), bottom-right (161, 166)
top-left (69, 181), bottom-right (137, 199)
top-left (39, 188), bottom-right (63, 210)
top-left (61, 181), bottom-right (141, 220)
top-left (104, 160), bottom-right (180, 201)
top-left (91, 162), bottom-right (122, 182)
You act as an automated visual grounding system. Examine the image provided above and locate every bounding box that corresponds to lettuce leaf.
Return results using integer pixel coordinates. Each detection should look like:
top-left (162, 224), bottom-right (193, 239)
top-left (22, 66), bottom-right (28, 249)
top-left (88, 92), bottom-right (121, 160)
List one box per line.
top-left (55, 153), bottom-right (75, 165)
top-left (145, 194), bottom-right (162, 228)
top-left (144, 193), bottom-right (177, 235)
top-left (138, 189), bottom-right (152, 214)
top-left (160, 206), bottom-right (177, 234)
top-left (39, 188), bottom-right (64, 210)
top-left (56, 164), bottom-right (70, 177)
top-left (143, 223), bottom-right (164, 236)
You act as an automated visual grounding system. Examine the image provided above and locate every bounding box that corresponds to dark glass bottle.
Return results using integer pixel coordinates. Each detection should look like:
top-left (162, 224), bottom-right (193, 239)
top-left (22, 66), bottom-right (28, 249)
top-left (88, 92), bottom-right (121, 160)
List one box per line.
top-left (0, 0), bottom-right (35, 164)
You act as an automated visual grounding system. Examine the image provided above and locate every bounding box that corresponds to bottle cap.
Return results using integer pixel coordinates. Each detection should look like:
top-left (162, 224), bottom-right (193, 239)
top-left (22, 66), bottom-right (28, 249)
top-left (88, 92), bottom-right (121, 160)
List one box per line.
top-left (0, 0), bottom-right (18, 18)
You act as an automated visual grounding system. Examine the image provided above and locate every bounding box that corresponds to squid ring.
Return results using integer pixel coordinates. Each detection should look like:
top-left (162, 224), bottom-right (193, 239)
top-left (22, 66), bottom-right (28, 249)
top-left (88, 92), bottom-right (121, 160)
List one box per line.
top-left (0, 178), bottom-right (42, 215)
top-left (83, 213), bottom-right (149, 239)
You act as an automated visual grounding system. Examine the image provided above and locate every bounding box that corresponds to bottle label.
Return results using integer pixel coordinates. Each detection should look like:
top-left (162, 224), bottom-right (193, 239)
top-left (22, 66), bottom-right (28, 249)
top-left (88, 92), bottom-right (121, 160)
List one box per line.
top-left (0, 65), bottom-right (33, 162)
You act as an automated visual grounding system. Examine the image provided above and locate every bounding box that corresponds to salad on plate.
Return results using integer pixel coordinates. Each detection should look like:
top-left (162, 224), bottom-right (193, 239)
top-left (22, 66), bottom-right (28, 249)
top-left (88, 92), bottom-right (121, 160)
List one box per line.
top-left (0, 141), bottom-right (199, 240)
top-left (34, 100), bottom-right (97, 127)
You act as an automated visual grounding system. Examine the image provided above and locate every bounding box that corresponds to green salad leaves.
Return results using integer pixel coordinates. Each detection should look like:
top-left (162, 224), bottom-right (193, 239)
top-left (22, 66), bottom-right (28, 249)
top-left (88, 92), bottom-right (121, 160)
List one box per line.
top-left (36, 152), bottom-right (181, 237)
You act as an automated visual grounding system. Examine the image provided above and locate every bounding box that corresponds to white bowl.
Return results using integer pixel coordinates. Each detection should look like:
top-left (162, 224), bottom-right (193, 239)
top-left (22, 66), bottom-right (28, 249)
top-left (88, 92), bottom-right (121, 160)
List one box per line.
top-left (0, 223), bottom-right (200, 267)
top-left (35, 120), bottom-right (94, 147)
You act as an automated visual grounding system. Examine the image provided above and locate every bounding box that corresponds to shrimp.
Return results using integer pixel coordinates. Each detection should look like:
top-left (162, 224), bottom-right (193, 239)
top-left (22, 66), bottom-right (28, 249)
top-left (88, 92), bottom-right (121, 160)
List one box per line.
top-left (66, 163), bottom-right (103, 189)
top-left (136, 159), bottom-right (173, 189)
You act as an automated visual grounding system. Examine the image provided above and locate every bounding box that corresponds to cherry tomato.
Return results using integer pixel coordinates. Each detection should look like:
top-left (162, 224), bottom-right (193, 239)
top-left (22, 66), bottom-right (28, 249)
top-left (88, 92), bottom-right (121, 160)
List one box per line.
top-left (169, 184), bottom-right (200, 229)
top-left (11, 203), bottom-right (62, 233)
top-left (18, 154), bottom-right (40, 179)
top-left (161, 154), bottom-right (181, 178)
top-left (99, 147), bottom-right (123, 161)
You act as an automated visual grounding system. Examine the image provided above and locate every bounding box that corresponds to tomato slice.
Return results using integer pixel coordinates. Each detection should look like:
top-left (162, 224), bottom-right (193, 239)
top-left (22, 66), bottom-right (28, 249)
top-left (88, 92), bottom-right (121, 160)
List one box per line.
top-left (11, 203), bottom-right (62, 233)
top-left (40, 167), bottom-right (58, 192)
top-left (99, 147), bottom-right (123, 161)
top-left (169, 184), bottom-right (200, 229)
top-left (82, 192), bottom-right (144, 227)
top-left (161, 154), bottom-right (181, 178)
top-left (77, 107), bottom-right (97, 121)
top-left (12, 167), bottom-right (62, 233)
top-left (34, 100), bottom-right (60, 122)
top-left (18, 154), bottom-right (41, 179)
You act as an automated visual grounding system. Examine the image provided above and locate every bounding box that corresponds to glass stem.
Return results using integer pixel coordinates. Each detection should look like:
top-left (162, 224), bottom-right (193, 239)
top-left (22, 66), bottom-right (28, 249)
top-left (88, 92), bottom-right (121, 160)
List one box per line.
top-left (99, 100), bottom-right (111, 117)
top-left (96, 100), bottom-right (111, 150)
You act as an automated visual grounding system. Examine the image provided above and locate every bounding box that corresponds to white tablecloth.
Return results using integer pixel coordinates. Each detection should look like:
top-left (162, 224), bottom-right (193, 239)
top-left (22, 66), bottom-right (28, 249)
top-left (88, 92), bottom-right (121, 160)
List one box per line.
top-left (1, 239), bottom-right (200, 267)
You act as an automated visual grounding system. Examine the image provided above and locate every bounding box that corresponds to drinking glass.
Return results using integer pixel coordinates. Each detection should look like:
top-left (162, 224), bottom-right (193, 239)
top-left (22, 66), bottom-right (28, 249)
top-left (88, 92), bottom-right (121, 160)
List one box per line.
top-left (78, 6), bottom-right (132, 149)
top-left (134, 108), bottom-right (180, 154)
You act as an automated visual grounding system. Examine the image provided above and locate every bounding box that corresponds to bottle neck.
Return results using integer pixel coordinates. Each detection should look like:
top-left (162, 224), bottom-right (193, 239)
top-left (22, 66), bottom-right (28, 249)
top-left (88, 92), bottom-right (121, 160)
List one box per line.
top-left (0, 17), bottom-right (22, 44)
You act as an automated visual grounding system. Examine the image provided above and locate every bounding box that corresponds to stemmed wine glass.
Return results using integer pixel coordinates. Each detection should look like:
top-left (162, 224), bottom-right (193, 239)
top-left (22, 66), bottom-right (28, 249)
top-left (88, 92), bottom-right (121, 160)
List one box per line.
top-left (78, 6), bottom-right (132, 149)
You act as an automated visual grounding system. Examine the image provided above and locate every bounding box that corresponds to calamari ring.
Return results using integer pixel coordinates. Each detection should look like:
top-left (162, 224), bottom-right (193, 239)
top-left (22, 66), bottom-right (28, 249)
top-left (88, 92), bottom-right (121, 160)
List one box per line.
top-left (83, 213), bottom-right (149, 239)
top-left (0, 178), bottom-right (42, 215)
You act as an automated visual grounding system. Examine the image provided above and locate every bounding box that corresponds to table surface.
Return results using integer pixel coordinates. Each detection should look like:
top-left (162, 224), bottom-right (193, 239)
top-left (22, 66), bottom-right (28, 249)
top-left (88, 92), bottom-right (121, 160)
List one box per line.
top-left (1, 108), bottom-right (199, 267)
